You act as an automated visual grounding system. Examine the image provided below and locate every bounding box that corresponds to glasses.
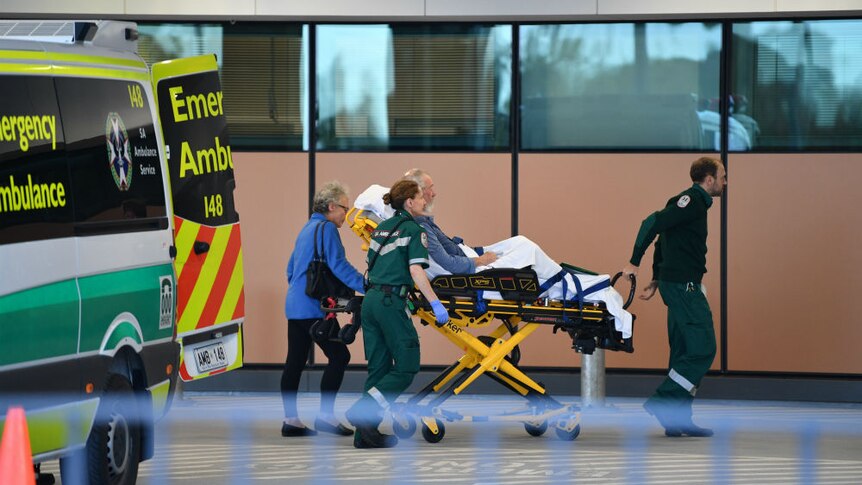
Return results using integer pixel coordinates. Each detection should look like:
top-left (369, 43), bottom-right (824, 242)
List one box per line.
top-left (336, 204), bottom-right (350, 212)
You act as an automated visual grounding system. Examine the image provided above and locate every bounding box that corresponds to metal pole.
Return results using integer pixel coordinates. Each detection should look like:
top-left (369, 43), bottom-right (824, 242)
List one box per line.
top-left (581, 349), bottom-right (606, 407)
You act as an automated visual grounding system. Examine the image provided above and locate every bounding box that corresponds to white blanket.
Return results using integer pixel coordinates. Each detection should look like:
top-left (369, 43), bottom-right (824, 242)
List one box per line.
top-left (354, 185), bottom-right (633, 339)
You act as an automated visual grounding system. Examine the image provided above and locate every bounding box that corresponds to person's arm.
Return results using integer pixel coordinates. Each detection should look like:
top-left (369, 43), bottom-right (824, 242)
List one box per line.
top-left (408, 224), bottom-right (448, 324)
top-left (420, 220), bottom-right (476, 274)
top-left (410, 264), bottom-right (448, 325)
top-left (629, 196), bottom-right (704, 266)
top-left (322, 223), bottom-right (365, 293)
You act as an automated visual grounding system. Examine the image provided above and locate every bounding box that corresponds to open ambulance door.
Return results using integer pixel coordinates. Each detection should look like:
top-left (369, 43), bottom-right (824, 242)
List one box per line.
top-left (152, 55), bottom-right (244, 381)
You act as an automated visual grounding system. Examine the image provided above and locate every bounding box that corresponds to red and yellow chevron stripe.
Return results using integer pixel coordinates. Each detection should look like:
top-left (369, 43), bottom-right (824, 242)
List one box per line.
top-left (173, 216), bottom-right (245, 332)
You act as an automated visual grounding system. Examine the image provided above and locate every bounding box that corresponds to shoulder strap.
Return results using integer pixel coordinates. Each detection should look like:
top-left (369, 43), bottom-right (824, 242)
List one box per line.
top-left (312, 221), bottom-right (327, 261)
top-left (367, 216), bottom-right (409, 274)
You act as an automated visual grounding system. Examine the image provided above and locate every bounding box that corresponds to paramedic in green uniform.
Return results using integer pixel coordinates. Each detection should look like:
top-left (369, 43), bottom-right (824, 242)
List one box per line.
top-left (346, 179), bottom-right (449, 449)
top-left (622, 156), bottom-right (727, 438)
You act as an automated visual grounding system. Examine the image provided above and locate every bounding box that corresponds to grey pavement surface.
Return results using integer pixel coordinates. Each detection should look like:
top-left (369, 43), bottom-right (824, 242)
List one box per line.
top-left (41, 392), bottom-right (862, 484)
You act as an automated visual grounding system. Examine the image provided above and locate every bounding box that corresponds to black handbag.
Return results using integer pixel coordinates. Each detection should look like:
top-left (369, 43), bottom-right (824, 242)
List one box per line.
top-left (305, 221), bottom-right (353, 300)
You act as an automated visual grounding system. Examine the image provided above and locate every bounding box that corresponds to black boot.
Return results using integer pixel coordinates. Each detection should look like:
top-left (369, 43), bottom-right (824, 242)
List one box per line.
top-left (346, 398), bottom-right (398, 448)
top-left (676, 421), bottom-right (714, 437)
top-left (643, 399), bottom-right (683, 436)
top-left (353, 424), bottom-right (399, 448)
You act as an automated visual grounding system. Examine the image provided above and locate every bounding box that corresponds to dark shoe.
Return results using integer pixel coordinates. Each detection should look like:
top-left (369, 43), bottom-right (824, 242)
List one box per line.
top-left (677, 423), bottom-right (714, 437)
top-left (353, 425), bottom-right (398, 449)
top-left (281, 422), bottom-right (318, 437)
top-left (643, 400), bottom-right (673, 428)
top-left (315, 418), bottom-right (354, 436)
top-left (643, 400), bottom-right (684, 436)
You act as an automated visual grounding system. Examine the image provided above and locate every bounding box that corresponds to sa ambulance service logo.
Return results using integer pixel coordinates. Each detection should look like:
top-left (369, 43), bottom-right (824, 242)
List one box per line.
top-left (159, 276), bottom-right (175, 330)
top-left (106, 112), bottom-right (133, 191)
top-left (677, 195), bottom-right (691, 208)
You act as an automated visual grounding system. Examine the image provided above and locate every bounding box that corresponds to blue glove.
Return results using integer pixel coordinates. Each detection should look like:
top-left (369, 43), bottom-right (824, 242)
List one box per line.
top-left (430, 300), bottom-right (449, 327)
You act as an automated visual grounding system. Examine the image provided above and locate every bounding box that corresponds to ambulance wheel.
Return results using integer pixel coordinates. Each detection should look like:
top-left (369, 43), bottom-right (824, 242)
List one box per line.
top-left (524, 420), bottom-right (548, 437)
top-left (392, 415), bottom-right (417, 439)
top-left (421, 419), bottom-right (445, 443)
top-left (86, 374), bottom-right (142, 485)
top-left (555, 424), bottom-right (581, 441)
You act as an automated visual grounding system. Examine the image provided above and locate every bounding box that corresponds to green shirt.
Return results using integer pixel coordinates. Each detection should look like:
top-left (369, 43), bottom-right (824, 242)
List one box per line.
top-left (629, 184), bottom-right (713, 284)
top-left (366, 210), bottom-right (429, 287)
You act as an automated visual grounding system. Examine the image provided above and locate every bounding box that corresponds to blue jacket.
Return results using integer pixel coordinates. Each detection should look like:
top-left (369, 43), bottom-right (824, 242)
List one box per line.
top-left (285, 213), bottom-right (365, 319)
top-left (415, 215), bottom-right (475, 274)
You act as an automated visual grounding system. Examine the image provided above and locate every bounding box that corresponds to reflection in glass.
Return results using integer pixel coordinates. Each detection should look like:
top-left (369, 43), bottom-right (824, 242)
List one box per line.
top-left (733, 20), bottom-right (862, 150)
top-left (520, 23), bottom-right (721, 150)
top-left (316, 25), bottom-right (511, 150)
top-left (138, 23), bottom-right (306, 149)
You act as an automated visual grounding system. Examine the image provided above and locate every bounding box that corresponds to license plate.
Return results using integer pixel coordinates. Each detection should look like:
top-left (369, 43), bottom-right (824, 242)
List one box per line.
top-left (193, 341), bottom-right (228, 373)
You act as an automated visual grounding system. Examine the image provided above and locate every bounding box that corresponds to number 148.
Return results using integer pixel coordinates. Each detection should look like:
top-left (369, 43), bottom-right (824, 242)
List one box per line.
top-left (204, 194), bottom-right (223, 218)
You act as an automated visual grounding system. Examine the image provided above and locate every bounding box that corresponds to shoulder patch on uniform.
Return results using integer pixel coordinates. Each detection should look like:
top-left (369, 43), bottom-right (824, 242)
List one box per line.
top-left (677, 195), bottom-right (691, 208)
top-left (420, 232), bottom-right (428, 248)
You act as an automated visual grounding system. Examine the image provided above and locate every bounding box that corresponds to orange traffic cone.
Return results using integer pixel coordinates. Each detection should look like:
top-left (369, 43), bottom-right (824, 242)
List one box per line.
top-left (0, 407), bottom-right (35, 485)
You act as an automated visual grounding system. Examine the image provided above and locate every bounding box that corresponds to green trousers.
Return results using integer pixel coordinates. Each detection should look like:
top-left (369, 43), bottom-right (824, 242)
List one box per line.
top-left (348, 288), bottom-right (420, 425)
top-left (648, 281), bottom-right (716, 417)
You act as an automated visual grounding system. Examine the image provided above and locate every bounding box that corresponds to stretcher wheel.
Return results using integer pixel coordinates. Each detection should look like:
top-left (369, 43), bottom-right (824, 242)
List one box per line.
top-left (524, 420), bottom-right (548, 437)
top-left (554, 424), bottom-right (581, 441)
top-left (392, 415), bottom-right (417, 439)
top-left (421, 419), bottom-right (445, 443)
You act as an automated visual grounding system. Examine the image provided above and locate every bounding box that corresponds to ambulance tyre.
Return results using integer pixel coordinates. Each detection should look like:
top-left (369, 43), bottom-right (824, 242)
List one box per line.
top-left (555, 424), bottom-right (581, 441)
top-left (421, 419), bottom-right (445, 443)
top-left (392, 415), bottom-right (417, 439)
top-left (86, 374), bottom-right (142, 485)
top-left (524, 420), bottom-right (548, 437)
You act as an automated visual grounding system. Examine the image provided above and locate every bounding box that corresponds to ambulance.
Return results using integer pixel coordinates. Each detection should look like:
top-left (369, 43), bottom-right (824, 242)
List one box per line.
top-left (0, 20), bottom-right (244, 484)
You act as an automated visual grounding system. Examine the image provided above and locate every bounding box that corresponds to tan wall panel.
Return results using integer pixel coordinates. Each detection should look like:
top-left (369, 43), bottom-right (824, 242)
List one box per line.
top-left (727, 154), bottom-right (862, 373)
top-left (314, 153), bottom-right (512, 365)
top-left (233, 152), bottom-right (309, 364)
top-left (518, 154), bottom-right (722, 369)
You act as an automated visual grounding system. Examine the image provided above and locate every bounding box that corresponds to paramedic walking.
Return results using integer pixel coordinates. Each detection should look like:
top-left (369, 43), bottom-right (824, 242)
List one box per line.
top-left (282, 182), bottom-right (364, 437)
top-left (622, 157), bottom-right (726, 437)
top-left (346, 179), bottom-right (449, 448)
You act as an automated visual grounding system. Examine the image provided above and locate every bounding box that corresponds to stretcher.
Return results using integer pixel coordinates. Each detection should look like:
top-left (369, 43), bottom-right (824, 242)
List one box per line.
top-left (334, 207), bottom-right (636, 442)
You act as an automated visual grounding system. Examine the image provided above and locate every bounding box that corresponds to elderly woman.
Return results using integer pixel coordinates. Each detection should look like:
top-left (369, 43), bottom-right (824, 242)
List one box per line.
top-left (282, 181), bottom-right (364, 437)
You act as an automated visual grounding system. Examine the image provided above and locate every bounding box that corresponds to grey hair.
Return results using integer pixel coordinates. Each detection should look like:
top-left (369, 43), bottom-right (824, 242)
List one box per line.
top-left (312, 181), bottom-right (349, 214)
top-left (403, 168), bottom-right (430, 189)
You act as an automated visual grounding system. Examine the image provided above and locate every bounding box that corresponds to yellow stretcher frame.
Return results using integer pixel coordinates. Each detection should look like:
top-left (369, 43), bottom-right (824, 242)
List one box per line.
top-left (345, 208), bottom-right (635, 443)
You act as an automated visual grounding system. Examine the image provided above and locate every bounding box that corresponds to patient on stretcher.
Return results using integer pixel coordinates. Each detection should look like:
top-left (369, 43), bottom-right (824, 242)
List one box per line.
top-left (354, 176), bottom-right (633, 338)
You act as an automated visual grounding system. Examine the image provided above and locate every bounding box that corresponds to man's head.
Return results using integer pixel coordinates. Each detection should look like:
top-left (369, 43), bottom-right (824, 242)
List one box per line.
top-left (403, 168), bottom-right (436, 213)
top-left (690, 157), bottom-right (727, 197)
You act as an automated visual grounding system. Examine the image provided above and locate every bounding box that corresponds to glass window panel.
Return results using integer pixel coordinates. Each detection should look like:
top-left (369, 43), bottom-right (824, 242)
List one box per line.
top-left (316, 24), bottom-right (511, 150)
top-left (138, 23), bottom-right (306, 150)
top-left (732, 20), bottom-right (862, 151)
top-left (520, 23), bottom-right (722, 150)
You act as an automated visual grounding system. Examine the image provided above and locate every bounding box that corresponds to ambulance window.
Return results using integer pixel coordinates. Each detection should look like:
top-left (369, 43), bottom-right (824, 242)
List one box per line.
top-left (0, 75), bottom-right (73, 245)
top-left (55, 77), bottom-right (167, 229)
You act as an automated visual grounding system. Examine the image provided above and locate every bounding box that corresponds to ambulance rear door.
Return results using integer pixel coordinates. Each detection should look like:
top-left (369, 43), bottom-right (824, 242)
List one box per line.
top-left (152, 55), bottom-right (244, 381)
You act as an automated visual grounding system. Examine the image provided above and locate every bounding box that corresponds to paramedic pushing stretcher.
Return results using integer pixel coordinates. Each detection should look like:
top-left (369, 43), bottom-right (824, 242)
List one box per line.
top-left (622, 156), bottom-right (726, 438)
top-left (346, 179), bottom-right (449, 449)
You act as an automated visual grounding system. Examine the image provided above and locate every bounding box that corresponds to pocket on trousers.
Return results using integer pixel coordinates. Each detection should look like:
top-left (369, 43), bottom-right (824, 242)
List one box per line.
top-left (683, 324), bottom-right (716, 361)
top-left (395, 338), bottom-right (421, 374)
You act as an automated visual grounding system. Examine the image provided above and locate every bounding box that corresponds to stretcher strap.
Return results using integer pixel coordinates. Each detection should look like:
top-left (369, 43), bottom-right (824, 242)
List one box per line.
top-left (538, 271), bottom-right (563, 294)
top-left (475, 290), bottom-right (487, 314)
